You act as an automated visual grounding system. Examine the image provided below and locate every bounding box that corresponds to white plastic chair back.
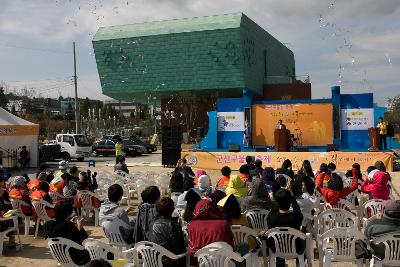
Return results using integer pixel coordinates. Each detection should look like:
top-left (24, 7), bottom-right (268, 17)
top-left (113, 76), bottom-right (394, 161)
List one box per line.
top-left (371, 233), bottom-right (400, 267)
top-left (32, 200), bottom-right (53, 221)
top-left (0, 216), bottom-right (21, 256)
top-left (47, 237), bottom-right (85, 267)
top-left (363, 199), bottom-right (385, 219)
top-left (134, 241), bottom-right (189, 267)
top-left (195, 242), bottom-right (243, 267)
top-left (49, 191), bottom-right (66, 203)
top-left (315, 208), bottom-right (357, 236)
top-left (10, 198), bottom-right (31, 235)
top-left (245, 209), bottom-right (269, 233)
top-left (77, 190), bottom-right (97, 209)
top-left (320, 227), bottom-right (364, 264)
top-left (83, 238), bottom-right (121, 261)
top-left (231, 225), bottom-right (258, 247)
top-left (102, 217), bottom-right (133, 250)
top-left (264, 227), bottom-right (306, 260)
top-left (114, 170), bottom-right (128, 179)
top-left (328, 198), bottom-right (356, 211)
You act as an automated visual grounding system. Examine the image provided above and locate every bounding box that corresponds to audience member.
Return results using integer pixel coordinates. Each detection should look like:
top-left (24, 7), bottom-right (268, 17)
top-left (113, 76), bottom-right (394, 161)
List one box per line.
top-left (8, 176), bottom-right (32, 216)
top-left (315, 163), bottom-right (331, 187)
top-left (134, 186), bottom-right (160, 243)
top-left (69, 166), bottom-right (80, 182)
top-left (245, 155), bottom-right (255, 171)
top-left (239, 164), bottom-right (250, 182)
top-left (215, 166), bottom-right (231, 189)
top-left (30, 181), bottom-right (55, 218)
top-left (266, 189), bottom-right (304, 267)
top-left (298, 160), bottom-right (315, 179)
top-left (86, 259), bottom-right (112, 267)
top-left (99, 184), bottom-right (135, 244)
top-left (276, 159), bottom-right (295, 178)
top-left (225, 175), bottom-right (249, 198)
top-left (44, 201), bottom-right (90, 265)
top-left (181, 188), bottom-right (202, 223)
top-left (188, 199), bottom-right (234, 265)
top-left (361, 163), bottom-right (390, 200)
top-left (114, 156), bottom-right (129, 174)
top-left (62, 173), bottom-right (78, 199)
top-left (194, 170), bottom-right (206, 185)
top-left (218, 194), bottom-right (248, 226)
top-left (76, 172), bottom-right (101, 210)
top-left (209, 190), bottom-right (226, 204)
top-left (249, 159), bottom-right (263, 180)
top-left (242, 178), bottom-right (277, 211)
top-left (262, 167), bottom-right (277, 195)
top-left (149, 197), bottom-right (186, 267)
top-left (54, 160), bottom-right (69, 180)
top-left (316, 168), bottom-right (358, 206)
top-left (198, 174), bottom-right (212, 197)
top-left (27, 172), bottom-right (47, 191)
top-left (366, 200), bottom-right (400, 260)
top-left (0, 177), bottom-right (15, 247)
top-left (169, 171), bottom-right (184, 195)
top-left (176, 180), bottom-right (196, 209)
top-left (174, 158), bottom-right (195, 180)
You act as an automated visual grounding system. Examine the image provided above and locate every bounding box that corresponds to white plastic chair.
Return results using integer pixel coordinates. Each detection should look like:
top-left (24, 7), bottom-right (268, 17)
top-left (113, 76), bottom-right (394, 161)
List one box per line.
top-left (245, 209), bottom-right (269, 233)
top-left (327, 198), bottom-right (356, 212)
top-left (10, 198), bottom-right (32, 235)
top-left (102, 217), bottom-right (134, 250)
top-left (32, 199), bottom-right (55, 238)
top-left (231, 225), bottom-right (263, 267)
top-left (47, 237), bottom-right (86, 267)
top-left (262, 227), bottom-right (312, 267)
top-left (315, 208), bottom-right (358, 237)
top-left (195, 242), bottom-right (244, 267)
top-left (361, 199), bottom-right (385, 228)
top-left (83, 238), bottom-right (121, 261)
top-left (319, 227), bottom-right (364, 267)
top-left (77, 190), bottom-right (100, 226)
top-left (370, 233), bottom-right (400, 267)
top-left (131, 241), bottom-right (189, 267)
top-left (0, 216), bottom-right (21, 256)
top-left (49, 191), bottom-right (66, 203)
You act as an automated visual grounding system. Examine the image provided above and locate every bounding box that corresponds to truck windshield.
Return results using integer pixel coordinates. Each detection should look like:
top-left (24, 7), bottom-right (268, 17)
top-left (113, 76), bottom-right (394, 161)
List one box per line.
top-left (74, 135), bottom-right (91, 147)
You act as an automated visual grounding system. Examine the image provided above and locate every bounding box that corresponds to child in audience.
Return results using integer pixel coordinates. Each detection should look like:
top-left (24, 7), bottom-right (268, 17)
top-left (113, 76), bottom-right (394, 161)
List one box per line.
top-left (99, 184), bottom-right (135, 244)
top-left (215, 166), bottom-right (231, 190)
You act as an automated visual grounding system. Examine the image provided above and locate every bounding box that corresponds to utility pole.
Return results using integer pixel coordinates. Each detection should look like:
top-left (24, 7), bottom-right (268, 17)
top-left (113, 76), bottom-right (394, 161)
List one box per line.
top-left (73, 42), bottom-right (79, 134)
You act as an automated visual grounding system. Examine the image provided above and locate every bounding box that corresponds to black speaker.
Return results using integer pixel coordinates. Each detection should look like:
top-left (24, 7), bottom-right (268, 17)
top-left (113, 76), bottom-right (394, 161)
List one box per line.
top-left (162, 148), bottom-right (181, 167)
top-left (326, 144), bottom-right (339, 152)
top-left (387, 123), bottom-right (395, 138)
top-left (228, 144), bottom-right (241, 152)
top-left (255, 147), bottom-right (267, 152)
top-left (162, 125), bottom-right (182, 149)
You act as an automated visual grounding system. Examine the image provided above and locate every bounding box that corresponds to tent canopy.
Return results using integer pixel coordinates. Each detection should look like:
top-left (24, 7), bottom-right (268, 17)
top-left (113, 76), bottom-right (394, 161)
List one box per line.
top-left (0, 108), bottom-right (39, 136)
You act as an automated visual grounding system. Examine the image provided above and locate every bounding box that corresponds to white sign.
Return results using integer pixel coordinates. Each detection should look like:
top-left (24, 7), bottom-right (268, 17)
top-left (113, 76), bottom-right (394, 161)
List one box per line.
top-left (217, 112), bottom-right (245, 132)
top-left (341, 108), bottom-right (374, 130)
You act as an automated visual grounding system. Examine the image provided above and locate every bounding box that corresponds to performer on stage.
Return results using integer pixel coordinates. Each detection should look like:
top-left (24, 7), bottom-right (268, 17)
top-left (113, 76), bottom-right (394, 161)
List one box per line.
top-left (377, 117), bottom-right (387, 150)
top-left (276, 120), bottom-right (286, 130)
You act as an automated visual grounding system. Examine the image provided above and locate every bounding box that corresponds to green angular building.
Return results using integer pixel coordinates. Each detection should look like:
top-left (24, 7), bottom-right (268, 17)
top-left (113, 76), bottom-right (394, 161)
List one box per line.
top-left (93, 12), bottom-right (295, 102)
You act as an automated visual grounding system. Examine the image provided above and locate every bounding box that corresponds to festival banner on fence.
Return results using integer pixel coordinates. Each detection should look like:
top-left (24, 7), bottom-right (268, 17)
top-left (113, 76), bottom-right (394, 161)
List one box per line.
top-left (181, 151), bottom-right (394, 172)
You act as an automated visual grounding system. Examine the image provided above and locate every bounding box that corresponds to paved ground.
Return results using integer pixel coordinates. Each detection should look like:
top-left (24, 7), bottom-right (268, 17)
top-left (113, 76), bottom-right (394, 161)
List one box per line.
top-left (1, 151), bottom-right (399, 267)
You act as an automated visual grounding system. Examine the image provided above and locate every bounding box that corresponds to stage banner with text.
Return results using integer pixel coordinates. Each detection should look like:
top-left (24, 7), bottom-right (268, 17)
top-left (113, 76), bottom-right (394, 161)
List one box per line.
top-left (252, 103), bottom-right (333, 146)
top-left (341, 108), bottom-right (374, 130)
top-left (181, 151), bottom-right (393, 172)
top-left (217, 112), bottom-right (244, 132)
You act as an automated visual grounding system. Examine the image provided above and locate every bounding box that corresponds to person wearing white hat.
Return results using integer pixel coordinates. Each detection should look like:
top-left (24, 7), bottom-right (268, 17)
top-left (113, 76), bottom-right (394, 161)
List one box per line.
top-left (198, 174), bottom-right (212, 197)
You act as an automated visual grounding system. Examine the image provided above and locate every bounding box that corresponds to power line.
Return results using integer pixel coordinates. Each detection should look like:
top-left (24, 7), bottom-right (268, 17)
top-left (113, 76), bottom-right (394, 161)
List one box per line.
top-left (0, 43), bottom-right (71, 55)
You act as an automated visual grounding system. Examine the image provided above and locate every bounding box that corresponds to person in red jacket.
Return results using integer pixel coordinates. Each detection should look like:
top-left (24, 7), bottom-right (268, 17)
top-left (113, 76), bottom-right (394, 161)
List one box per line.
top-left (316, 168), bottom-right (358, 206)
top-left (188, 199), bottom-right (234, 265)
top-left (8, 176), bottom-right (33, 216)
top-left (361, 166), bottom-right (390, 200)
top-left (30, 181), bottom-right (55, 218)
top-left (27, 172), bottom-right (48, 191)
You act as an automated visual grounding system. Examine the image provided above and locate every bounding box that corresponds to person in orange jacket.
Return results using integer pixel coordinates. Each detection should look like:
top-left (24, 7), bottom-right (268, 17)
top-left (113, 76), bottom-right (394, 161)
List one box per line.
top-left (8, 176), bottom-right (33, 216)
top-left (76, 172), bottom-right (100, 209)
top-left (27, 172), bottom-right (48, 191)
top-left (316, 167), bottom-right (358, 206)
top-left (30, 181), bottom-right (55, 218)
top-left (215, 166), bottom-right (231, 189)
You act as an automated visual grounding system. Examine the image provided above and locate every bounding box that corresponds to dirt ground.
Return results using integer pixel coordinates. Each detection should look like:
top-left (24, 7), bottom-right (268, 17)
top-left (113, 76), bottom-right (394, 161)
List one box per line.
top-left (1, 152), bottom-right (399, 267)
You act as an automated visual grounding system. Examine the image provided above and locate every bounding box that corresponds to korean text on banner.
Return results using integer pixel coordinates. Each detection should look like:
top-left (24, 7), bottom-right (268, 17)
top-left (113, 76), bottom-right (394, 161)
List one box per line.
top-left (341, 108), bottom-right (374, 130)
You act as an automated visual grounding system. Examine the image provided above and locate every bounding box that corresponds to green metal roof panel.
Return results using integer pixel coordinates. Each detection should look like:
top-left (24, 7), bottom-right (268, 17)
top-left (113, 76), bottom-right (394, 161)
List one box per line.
top-left (93, 13), bottom-right (243, 41)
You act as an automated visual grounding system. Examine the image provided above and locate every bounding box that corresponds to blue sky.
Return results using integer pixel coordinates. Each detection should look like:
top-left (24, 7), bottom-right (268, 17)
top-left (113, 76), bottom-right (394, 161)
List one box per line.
top-left (0, 0), bottom-right (399, 105)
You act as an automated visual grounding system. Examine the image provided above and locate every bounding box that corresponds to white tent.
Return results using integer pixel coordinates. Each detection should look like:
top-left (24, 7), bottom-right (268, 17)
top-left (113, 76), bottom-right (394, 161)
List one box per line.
top-left (0, 107), bottom-right (39, 168)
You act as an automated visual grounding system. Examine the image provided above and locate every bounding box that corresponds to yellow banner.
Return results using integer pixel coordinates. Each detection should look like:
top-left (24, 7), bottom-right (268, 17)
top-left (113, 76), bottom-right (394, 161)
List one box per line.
top-left (252, 103), bottom-right (333, 146)
top-left (0, 125), bottom-right (39, 136)
top-left (181, 151), bottom-right (393, 172)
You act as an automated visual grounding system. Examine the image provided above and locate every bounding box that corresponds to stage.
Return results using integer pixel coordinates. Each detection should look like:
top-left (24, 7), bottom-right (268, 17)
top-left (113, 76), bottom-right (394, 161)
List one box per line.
top-left (181, 150), bottom-right (394, 172)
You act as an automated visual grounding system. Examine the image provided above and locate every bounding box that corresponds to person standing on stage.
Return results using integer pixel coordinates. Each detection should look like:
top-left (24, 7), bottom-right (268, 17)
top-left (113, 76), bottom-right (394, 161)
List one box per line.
top-left (377, 117), bottom-right (387, 150)
top-left (276, 120), bottom-right (286, 130)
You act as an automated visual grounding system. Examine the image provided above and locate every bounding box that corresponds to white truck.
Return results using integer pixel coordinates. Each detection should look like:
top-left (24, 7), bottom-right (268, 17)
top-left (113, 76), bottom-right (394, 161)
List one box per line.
top-left (56, 134), bottom-right (92, 161)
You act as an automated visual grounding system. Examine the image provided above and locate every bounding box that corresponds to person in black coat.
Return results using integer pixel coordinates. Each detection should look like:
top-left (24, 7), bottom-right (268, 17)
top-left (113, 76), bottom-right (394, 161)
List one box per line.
top-left (149, 197), bottom-right (186, 267)
top-left (44, 201), bottom-right (90, 266)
